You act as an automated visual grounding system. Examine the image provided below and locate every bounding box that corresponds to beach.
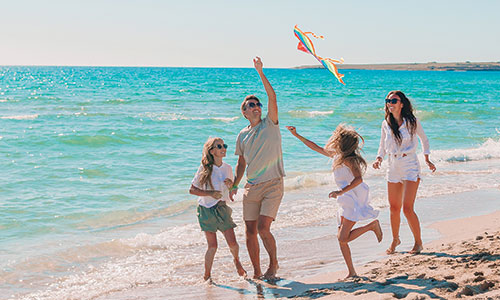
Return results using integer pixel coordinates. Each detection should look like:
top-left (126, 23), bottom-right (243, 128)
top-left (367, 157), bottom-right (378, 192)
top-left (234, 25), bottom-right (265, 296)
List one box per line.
top-left (1, 67), bottom-right (499, 300)
top-left (296, 210), bottom-right (500, 300)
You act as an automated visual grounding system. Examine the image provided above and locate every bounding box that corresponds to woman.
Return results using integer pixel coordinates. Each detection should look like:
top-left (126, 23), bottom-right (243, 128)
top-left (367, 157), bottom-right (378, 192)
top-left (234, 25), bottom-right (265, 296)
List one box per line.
top-left (373, 91), bottom-right (436, 254)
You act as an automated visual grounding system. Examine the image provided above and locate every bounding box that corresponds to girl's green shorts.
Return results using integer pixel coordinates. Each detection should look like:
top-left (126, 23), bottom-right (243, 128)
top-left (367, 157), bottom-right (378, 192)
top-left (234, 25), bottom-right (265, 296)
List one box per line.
top-left (197, 201), bottom-right (236, 232)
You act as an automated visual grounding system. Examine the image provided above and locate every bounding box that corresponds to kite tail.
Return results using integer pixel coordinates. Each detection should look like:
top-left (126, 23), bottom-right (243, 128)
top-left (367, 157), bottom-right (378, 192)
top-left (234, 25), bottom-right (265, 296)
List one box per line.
top-left (303, 32), bottom-right (324, 40)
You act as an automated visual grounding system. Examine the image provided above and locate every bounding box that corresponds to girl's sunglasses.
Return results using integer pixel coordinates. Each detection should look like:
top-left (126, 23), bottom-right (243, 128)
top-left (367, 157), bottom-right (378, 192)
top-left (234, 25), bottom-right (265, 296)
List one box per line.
top-left (385, 98), bottom-right (400, 104)
top-left (213, 144), bottom-right (228, 150)
top-left (247, 102), bottom-right (263, 108)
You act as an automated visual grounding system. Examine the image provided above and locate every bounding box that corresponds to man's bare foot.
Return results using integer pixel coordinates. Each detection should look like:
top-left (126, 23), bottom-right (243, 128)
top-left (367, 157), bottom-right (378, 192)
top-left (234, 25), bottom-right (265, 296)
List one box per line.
top-left (252, 271), bottom-right (263, 279)
top-left (263, 264), bottom-right (279, 279)
top-left (409, 243), bottom-right (423, 254)
top-left (386, 238), bottom-right (401, 254)
top-left (203, 274), bottom-right (211, 281)
top-left (234, 259), bottom-right (247, 277)
top-left (371, 220), bottom-right (383, 243)
top-left (345, 272), bottom-right (357, 279)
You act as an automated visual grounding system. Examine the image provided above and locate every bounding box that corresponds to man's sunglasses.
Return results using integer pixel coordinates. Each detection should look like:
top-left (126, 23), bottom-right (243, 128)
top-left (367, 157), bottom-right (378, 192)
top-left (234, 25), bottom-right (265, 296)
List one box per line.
top-left (247, 102), bottom-right (263, 108)
top-left (385, 98), bottom-right (400, 104)
top-left (213, 144), bottom-right (228, 150)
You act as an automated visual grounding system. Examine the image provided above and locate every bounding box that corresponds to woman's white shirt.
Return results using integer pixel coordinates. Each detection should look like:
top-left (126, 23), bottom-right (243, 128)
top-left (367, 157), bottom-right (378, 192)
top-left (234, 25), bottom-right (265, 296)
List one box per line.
top-left (376, 118), bottom-right (430, 158)
top-left (191, 162), bottom-right (233, 208)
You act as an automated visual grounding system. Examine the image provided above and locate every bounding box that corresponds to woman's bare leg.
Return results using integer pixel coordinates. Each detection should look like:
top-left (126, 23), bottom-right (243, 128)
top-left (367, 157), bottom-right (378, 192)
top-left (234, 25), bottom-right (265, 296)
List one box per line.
top-left (402, 179), bottom-right (423, 254)
top-left (387, 182), bottom-right (404, 254)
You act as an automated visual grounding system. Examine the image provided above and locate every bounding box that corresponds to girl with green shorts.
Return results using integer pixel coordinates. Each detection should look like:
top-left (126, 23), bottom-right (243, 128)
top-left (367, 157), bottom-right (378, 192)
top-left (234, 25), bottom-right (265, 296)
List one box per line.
top-left (189, 137), bottom-right (246, 281)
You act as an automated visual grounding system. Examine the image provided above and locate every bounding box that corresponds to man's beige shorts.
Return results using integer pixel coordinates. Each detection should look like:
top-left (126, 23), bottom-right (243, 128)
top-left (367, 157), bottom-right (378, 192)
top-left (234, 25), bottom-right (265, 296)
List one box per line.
top-left (242, 177), bottom-right (284, 221)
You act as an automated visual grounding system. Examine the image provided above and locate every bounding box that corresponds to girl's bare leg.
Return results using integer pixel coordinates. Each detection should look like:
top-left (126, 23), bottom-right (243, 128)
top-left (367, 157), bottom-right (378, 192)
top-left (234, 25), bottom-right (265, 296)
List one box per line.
top-left (222, 228), bottom-right (247, 277)
top-left (338, 218), bottom-right (357, 278)
top-left (402, 179), bottom-right (423, 254)
top-left (204, 231), bottom-right (218, 281)
top-left (338, 217), bottom-right (383, 278)
top-left (346, 220), bottom-right (383, 243)
top-left (387, 182), bottom-right (404, 254)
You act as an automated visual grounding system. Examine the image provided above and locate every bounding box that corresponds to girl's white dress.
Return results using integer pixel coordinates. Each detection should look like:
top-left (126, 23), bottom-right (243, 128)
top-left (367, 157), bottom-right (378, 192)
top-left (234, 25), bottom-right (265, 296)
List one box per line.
top-left (333, 164), bottom-right (379, 224)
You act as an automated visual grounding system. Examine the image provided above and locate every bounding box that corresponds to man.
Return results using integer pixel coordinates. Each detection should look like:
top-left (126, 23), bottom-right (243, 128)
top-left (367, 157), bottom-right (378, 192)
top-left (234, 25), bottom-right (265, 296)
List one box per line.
top-left (230, 57), bottom-right (285, 280)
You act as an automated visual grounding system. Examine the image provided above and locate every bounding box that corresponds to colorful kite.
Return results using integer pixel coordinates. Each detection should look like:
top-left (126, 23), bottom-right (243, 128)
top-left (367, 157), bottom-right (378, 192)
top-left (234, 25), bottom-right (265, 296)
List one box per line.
top-left (294, 25), bottom-right (345, 85)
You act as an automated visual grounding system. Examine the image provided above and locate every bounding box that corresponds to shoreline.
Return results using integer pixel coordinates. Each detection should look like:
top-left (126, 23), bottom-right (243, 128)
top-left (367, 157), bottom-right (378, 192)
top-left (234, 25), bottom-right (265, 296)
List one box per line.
top-left (294, 61), bottom-right (500, 71)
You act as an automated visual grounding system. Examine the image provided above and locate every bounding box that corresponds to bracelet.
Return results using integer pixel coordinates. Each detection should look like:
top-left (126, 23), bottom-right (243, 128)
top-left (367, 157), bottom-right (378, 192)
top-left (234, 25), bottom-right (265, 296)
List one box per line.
top-left (230, 185), bottom-right (238, 191)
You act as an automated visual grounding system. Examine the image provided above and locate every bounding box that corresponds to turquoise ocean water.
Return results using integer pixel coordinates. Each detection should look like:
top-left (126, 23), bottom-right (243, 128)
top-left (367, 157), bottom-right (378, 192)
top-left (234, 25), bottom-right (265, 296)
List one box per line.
top-left (1, 66), bottom-right (500, 299)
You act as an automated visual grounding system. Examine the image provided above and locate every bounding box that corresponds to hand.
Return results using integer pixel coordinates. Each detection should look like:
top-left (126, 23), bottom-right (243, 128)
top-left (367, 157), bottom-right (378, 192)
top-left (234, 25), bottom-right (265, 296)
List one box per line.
top-left (229, 188), bottom-right (237, 201)
top-left (224, 178), bottom-right (233, 189)
top-left (211, 191), bottom-right (222, 199)
top-left (372, 157), bottom-right (382, 169)
top-left (329, 190), bottom-right (343, 199)
top-left (285, 126), bottom-right (297, 135)
top-left (253, 56), bottom-right (263, 72)
top-left (426, 160), bottom-right (436, 172)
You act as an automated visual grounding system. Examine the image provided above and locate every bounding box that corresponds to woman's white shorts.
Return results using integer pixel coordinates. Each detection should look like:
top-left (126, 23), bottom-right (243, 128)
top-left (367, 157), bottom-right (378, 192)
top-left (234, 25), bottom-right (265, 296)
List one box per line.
top-left (387, 153), bottom-right (421, 183)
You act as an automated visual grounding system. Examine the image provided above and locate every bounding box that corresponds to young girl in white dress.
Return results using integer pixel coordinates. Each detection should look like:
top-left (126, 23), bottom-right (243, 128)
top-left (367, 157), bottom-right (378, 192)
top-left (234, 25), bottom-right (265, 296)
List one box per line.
top-left (189, 137), bottom-right (246, 281)
top-left (286, 124), bottom-right (382, 278)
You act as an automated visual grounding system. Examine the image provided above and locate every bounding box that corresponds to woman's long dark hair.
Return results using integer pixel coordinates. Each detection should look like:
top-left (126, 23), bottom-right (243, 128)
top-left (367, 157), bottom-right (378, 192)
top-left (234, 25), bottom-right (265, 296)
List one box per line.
top-left (385, 90), bottom-right (417, 145)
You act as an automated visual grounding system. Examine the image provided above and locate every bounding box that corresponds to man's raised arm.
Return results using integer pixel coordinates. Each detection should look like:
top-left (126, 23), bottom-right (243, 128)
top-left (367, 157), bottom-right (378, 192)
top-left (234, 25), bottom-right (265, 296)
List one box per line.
top-left (253, 57), bottom-right (278, 124)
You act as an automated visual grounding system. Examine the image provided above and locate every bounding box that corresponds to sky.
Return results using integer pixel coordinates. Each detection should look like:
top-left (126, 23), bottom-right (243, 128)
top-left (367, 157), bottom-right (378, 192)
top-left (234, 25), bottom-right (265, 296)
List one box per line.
top-left (1, 0), bottom-right (499, 68)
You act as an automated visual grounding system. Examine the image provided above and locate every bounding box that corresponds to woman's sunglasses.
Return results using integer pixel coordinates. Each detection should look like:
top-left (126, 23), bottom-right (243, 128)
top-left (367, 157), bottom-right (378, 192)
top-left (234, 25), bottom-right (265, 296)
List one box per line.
top-left (247, 102), bottom-right (263, 108)
top-left (213, 144), bottom-right (228, 150)
top-left (385, 98), bottom-right (400, 104)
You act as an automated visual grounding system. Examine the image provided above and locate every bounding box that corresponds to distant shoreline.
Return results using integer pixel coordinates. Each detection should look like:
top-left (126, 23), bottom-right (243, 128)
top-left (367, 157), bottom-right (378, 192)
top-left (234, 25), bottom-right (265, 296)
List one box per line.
top-left (294, 61), bottom-right (500, 71)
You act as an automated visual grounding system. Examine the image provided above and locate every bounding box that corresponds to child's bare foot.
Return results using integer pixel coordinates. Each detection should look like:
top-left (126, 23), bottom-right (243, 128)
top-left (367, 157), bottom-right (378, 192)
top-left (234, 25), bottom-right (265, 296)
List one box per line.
top-left (409, 243), bottom-right (423, 254)
top-left (371, 220), bottom-right (383, 243)
top-left (263, 264), bottom-right (279, 279)
top-left (386, 238), bottom-right (401, 254)
top-left (234, 259), bottom-right (247, 277)
top-left (345, 272), bottom-right (357, 279)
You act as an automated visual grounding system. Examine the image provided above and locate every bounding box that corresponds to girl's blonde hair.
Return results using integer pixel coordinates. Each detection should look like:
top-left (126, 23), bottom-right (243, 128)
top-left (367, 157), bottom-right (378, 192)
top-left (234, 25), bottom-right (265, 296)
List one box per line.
top-left (198, 137), bottom-right (223, 189)
top-left (325, 124), bottom-right (367, 174)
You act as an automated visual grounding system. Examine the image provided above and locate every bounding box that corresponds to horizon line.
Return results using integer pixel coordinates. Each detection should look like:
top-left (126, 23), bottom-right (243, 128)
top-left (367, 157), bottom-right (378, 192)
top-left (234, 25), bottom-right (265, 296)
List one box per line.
top-left (1, 61), bottom-right (499, 69)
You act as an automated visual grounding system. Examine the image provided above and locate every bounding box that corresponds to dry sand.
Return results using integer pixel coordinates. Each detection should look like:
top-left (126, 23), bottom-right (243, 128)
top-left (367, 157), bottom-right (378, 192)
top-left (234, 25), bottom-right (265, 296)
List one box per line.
top-left (292, 210), bottom-right (500, 300)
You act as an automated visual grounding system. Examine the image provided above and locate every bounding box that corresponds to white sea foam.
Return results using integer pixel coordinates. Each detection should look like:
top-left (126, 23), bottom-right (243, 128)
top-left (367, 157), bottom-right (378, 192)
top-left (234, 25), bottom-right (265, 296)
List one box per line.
top-left (431, 136), bottom-right (500, 162)
top-left (139, 112), bottom-right (239, 122)
top-left (288, 110), bottom-right (334, 118)
top-left (0, 114), bottom-right (38, 120)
